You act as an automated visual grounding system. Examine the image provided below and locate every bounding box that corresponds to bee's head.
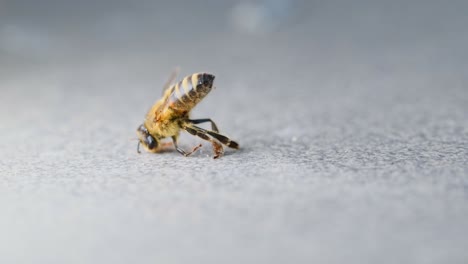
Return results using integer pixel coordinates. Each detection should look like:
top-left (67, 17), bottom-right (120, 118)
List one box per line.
top-left (136, 124), bottom-right (159, 153)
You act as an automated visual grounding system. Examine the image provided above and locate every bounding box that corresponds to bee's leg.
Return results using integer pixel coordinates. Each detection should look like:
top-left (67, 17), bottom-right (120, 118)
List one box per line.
top-left (188, 125), bottom-right (239, 150)
top-left (183, 126), bottom-right (224, 159)
top-left (187, 118), bottom-right (219, 132)
top-left (171, 136), bottom-right (202, 157)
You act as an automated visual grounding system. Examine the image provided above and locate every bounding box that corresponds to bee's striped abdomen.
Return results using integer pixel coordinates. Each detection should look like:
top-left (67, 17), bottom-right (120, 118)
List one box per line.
top-left (168, 73), bottom-right (215, 111)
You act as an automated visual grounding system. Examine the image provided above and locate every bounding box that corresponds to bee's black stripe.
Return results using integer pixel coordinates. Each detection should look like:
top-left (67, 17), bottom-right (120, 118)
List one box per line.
top-left (188, 75), bottom-right (198, 98)
top-left (181, 76), bottom-right (195, 100)
top-left (185, 75), bottom-right (195, 98)
top-left (176, 81), bottom-right (187, 102)
top-left (168, 73), bottom-right (215, 110)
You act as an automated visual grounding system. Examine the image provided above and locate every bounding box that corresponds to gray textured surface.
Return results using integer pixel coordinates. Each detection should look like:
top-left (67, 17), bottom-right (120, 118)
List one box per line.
top-left (1, 1), bottom-right (468, 263)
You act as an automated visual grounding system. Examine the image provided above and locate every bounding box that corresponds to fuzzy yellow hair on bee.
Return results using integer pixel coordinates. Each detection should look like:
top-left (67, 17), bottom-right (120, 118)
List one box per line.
top-left (136, 70), bottom-right (239, 159)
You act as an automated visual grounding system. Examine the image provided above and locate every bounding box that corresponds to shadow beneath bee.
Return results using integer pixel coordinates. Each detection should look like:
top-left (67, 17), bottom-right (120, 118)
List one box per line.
top-left (155, 148), bottom-right (177, 154)
top-left (188, 144), bottom-right (245, 159)
top-left (225, 146), bottom-right (247, 156)
top-left (137, 140), bottom-right (246, 159)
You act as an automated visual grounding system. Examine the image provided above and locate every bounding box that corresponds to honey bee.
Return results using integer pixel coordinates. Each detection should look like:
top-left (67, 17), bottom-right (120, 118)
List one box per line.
top-left (136, 70), bottom-right (239, 159)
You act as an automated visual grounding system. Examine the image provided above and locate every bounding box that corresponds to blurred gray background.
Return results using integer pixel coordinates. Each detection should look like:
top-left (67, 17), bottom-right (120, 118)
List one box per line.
top-left (1, 1), bottom-right (467, 263)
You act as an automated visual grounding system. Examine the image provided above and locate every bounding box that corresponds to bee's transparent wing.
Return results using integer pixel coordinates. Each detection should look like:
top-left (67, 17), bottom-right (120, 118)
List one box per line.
top-left (161, 67), bottom-right (180, 95)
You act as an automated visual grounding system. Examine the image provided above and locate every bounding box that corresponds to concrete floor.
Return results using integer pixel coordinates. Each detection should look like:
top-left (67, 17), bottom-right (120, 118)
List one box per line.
top-left (1, 1), bottom-right (467, 263)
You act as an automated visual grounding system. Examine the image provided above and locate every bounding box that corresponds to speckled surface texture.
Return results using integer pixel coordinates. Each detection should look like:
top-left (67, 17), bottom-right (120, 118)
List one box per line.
top-left (1, 1), bottom-right (468, 263)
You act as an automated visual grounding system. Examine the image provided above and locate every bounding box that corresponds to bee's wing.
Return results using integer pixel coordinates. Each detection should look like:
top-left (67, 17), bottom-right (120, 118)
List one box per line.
top-left (161, 67), bottom-right (180, 95)
top-left (145, 68), bottom-right (180, 123)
